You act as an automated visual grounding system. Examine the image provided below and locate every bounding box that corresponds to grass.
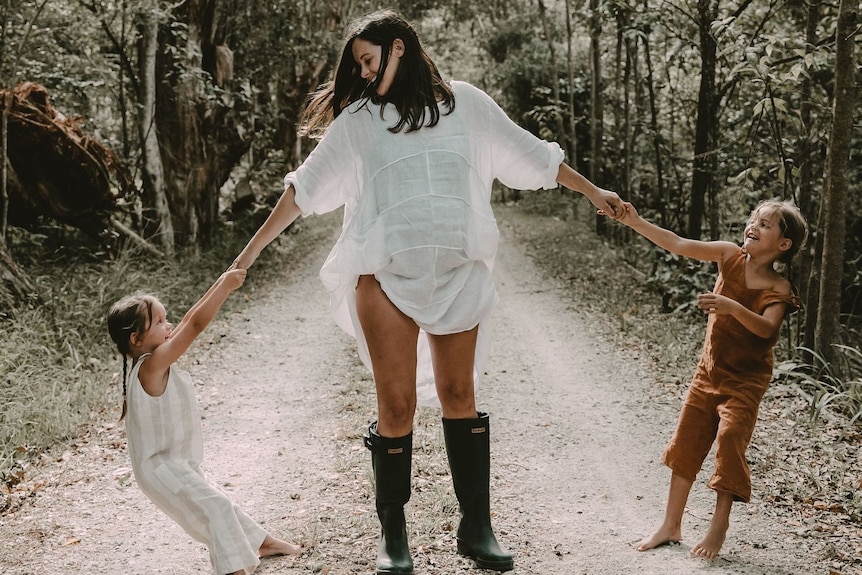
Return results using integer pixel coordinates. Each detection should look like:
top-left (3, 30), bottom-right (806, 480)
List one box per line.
top-left (0, 213), bottom-right (273, 486)
top-left (776, 345), bottom-right (862, 424)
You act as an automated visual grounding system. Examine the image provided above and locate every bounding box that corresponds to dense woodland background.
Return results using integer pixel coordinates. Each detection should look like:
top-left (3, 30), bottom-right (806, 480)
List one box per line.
top-left (0, 1), bottom-right (858, 480)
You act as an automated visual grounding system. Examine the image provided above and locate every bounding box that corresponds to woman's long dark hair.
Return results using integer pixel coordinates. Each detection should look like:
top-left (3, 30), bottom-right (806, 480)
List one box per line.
top-left (300, 9), bottom-right (455, 137)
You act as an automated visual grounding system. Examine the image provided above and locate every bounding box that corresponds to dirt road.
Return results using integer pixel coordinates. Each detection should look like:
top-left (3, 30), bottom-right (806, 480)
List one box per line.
top-left (0, 209), bottom-right (822, 574)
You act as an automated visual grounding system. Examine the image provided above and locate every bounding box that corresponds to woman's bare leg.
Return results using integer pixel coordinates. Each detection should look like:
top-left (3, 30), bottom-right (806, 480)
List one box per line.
top-left (427, 326), bottom-right (479, 419)
top-left (691, 491), bottom-right (733, 559)
top-left (636, 472), bottom-right (693, 551)
top-left (355, 275), bottom-right (420, 437)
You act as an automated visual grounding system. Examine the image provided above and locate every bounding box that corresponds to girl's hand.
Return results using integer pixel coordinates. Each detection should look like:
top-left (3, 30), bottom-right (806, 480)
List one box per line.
top-left (696, 292), bottom-right (737, 315)
top-left (604, 201), bottom-right (640, 226)
top-left (222, 268), bottom-right (247, 292)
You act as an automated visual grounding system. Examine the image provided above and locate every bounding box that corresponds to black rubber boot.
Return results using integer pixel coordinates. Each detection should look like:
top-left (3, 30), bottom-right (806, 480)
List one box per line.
top-left (442, 412), bottom-right (514, 572)
top-left (364, 422), bottom-right (414, 575)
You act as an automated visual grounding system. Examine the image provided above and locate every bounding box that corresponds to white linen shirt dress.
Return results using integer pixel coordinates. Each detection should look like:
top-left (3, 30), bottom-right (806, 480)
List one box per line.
top-left (126, 355), bottom-right (266, 575)
top-left (287, 81), bottom-right (564, 406)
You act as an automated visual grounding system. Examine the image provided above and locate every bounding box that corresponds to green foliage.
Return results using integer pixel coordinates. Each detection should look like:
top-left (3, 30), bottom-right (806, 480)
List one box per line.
top-left (776, 345), bottom-right (862, 424)
top-left (644, 247), bottom-right (717, 314)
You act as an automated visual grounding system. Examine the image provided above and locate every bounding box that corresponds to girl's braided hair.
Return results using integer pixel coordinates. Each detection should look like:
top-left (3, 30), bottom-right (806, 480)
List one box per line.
top-left (106, 292), bottom-right (158, 420)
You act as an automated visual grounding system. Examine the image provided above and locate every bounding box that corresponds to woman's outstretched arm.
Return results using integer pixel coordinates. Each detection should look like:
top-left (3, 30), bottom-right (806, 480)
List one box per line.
top-left (233, 184), bottom-right (303, 270)
top-left (556, 163), bottom-right (624, 219)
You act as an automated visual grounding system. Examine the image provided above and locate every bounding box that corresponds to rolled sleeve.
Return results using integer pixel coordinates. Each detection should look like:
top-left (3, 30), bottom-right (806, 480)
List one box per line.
top-left (471, 86), bottom-right (564, 191)
top-left (284, 117), bottom-right (356, 216)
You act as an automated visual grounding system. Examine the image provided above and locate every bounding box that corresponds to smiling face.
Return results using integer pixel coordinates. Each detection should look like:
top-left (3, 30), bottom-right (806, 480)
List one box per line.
top-left (351, 37), bottom-right (403, 96)
top-left (131, 299), bottom-right (172, 355)
top-left (743, 206), bottom-right (791, 257)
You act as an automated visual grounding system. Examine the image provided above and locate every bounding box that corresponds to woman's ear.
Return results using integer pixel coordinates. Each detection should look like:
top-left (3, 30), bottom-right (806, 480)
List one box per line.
top-left (391, 38), bottom-right (405, 57)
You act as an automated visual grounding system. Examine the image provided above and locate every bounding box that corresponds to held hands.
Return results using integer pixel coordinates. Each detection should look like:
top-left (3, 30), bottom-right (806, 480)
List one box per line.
top-left (601, 201), bottom-right (641, 228)
top-left (697, 292), bottom-right (737, 315)
top-left (593, 188), bottom-right (625, 220)
top-left (221, 268), bottom-right (247, 292)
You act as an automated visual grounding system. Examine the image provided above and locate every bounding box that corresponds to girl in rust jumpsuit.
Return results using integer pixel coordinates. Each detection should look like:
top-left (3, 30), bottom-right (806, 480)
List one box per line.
top-left (617, 199), bottom-right (807, 560)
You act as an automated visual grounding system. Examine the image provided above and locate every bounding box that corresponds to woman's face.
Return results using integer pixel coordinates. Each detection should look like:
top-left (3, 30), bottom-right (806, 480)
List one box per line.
top-left (352, 38), bottom-right (403, 96)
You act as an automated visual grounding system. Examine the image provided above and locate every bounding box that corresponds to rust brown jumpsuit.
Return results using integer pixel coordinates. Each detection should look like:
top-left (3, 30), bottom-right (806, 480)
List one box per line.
top-left (662, 249), bottom-right (799, 502)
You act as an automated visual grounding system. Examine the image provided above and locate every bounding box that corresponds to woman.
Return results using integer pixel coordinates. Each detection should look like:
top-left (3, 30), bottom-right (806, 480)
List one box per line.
top-left (233, 10), bottom-right (623, 574)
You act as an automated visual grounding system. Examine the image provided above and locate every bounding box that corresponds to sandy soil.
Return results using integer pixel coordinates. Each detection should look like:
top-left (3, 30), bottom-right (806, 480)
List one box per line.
top-left (0, 207), bottom-right (837, 575)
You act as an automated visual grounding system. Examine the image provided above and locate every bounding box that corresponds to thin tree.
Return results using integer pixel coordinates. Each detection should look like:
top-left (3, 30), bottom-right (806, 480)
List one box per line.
top-left (564, 0), bottom-right (578, 168)
top-left (0, 0), bottom-right (48, 310)
top-left (1, 0), bottom-right (50, 242)
top-left (138, 1), bottom-right (173, 254)
top-left (800, 0), bottom-right (822, 356)
top-left (537, 0), bottom-right (566, 151)
top-left (638, 4), bottom-right (666, 227)
top-left (687, 0), bottom-right (719, 240)
top-left (590, 0), bottom-right (606, 233)
top-left (814, 0), bottom-right (857, 366)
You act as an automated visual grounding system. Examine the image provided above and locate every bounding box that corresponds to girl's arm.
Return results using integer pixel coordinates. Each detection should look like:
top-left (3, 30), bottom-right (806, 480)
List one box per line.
top-left (618, 202), bottom-right (737, 263)
top-left (233, 185), bottom-right (303, 270)
top-left (139, 269), bottom-right (246, 396)
top-left (556, 163), bottom-right (624, 219)
top-left (697, 293), bottom-right (789, 339)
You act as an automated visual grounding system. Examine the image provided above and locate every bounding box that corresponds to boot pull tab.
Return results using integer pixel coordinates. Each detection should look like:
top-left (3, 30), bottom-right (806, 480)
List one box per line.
top-left (471, 426), bottom-right (487, 434)
top-left (364, 423), bottom-right (376, 451)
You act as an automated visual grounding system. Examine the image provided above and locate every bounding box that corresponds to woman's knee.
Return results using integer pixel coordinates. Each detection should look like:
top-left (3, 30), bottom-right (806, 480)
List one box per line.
top-left (377, 391), bottom-right (417, 431)
top-left (436, 380), bottom-right (476, 416)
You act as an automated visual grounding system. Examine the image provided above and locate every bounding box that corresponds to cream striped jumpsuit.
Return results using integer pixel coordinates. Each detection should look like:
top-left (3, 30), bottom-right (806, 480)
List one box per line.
top-left (126, 354), bottom-right (266, 575)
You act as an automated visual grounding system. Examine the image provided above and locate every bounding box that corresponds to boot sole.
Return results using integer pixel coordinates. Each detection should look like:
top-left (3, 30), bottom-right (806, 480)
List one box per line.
top-left (457, 545), bottom-right (514, 572)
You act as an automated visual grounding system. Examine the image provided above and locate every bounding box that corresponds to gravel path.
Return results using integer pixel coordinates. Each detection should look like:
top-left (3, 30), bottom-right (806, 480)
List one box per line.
top-left (0, 209), bottom-right (823, 575)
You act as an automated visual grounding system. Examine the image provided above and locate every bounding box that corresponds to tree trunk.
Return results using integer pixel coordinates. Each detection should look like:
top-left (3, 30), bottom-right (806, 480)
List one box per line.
top-left (590, 0), bottom-right (605, 233)
top-left (1, 91), bottom-right (8, 240)
top-left (538, 0), bottom-right (566, 150)
top-left (138, 6), bottom-right (174, 254)
top-left (687, 0), bottom-right (719, 240)
top-left (620, 5), bottom-right (633, 198)
top-left (800, 0), bottom-right (821, 356)
top-left (640, 11), bottom-right (666, 227)
top-left (814, 0), bottom-right (857, 366)
top-left (155, 0), bottom-right (252, 249)
top-left (564, 0), bottom-right (577, 168)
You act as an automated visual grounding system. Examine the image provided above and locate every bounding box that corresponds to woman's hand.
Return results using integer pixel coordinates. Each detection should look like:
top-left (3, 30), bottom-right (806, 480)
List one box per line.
top-left (593, 188), bottom-right (625, 219)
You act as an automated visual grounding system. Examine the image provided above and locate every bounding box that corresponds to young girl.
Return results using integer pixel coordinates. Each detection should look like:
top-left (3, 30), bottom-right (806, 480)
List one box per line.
top-left (231, 9), bottom-right (623, 574)
top-left (616, 199), bottom-right (807, 560)
top-left (107, 269), bottom-right (300, 575)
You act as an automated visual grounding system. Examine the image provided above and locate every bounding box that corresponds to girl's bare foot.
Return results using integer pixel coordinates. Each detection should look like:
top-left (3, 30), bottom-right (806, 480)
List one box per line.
top-left (690, 521), bottom-right (727, 560)
top-left (259, 534), bottom-right (301, 557)
top-left (635, 523), bottom-right (682, 552)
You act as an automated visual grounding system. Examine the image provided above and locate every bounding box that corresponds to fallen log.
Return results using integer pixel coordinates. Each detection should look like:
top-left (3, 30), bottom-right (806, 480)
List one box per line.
top-left (2, 82), bottom-right (133, 233)
top-left (0, 82), bottom-right (163, 313)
